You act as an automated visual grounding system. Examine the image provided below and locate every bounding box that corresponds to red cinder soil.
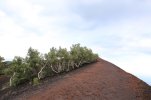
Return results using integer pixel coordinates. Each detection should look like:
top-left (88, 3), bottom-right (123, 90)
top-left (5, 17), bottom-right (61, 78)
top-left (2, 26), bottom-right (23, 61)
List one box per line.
top-left (1, 59), bottom-right (151, 100)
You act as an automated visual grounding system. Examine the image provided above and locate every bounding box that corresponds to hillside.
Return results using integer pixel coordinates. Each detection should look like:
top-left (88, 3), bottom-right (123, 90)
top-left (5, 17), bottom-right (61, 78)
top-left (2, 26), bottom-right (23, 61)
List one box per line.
top-left (0, 58), bottom-right (151, 100)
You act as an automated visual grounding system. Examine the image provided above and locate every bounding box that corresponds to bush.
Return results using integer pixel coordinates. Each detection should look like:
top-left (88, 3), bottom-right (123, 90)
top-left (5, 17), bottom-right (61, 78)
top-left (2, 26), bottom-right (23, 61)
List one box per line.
top-left (3, 44), bottom-right (99, 87)
top-left (32, 77), bottom-right (40, 86)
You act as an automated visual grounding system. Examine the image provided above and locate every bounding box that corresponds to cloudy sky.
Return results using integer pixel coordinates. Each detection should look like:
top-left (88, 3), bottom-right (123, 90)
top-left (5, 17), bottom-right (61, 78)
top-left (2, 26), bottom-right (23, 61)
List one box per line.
top-left (0, 0), bottom-right (151, 85)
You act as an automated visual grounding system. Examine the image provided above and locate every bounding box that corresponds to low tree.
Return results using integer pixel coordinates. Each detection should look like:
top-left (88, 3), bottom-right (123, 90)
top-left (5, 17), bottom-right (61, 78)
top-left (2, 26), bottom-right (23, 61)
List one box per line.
top-left (45, 47), bottom-right (59, 73)
top-left (0, 56), bottom-right (5, 75)
top-left (8, 56), bottom-right (31, 86)
top-left (56, 47), bottom-right (70, 72)
top-left (26, 47), bottom-right (42, 78)
top-left (2, 44), bottom-right (99, 87)
top-left (70, 43), bottom-right (82, 68)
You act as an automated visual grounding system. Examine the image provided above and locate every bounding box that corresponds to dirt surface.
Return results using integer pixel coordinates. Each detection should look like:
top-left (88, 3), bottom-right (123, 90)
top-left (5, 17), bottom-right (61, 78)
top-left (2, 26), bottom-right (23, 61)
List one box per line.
top-left (1, 59), bottom-right (151, 100)
top-left (0, 75), bottom-right (9, 89)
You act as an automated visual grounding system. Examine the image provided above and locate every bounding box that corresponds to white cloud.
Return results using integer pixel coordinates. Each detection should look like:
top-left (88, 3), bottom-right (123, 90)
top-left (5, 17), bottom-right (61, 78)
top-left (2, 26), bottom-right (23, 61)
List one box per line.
top-left (0, 10), bottom-right (6, 17)
top-left (0, 0), bottom-right (151, 84)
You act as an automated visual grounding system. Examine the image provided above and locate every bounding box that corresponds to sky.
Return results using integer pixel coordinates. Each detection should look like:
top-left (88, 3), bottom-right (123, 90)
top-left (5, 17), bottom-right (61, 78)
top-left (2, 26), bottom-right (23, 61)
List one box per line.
top-left (0, 0), bottom-right (151, 85)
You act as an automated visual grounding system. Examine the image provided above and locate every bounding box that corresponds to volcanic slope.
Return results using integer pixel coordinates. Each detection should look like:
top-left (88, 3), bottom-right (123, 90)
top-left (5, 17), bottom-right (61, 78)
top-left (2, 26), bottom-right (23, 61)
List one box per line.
top-left (6, 59), bottom-right (151, 100)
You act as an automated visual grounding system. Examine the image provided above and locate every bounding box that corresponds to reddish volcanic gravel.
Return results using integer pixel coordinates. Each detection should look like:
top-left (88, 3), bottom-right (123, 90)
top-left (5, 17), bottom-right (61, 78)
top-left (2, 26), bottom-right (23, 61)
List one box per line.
top-left (1, 59), bottom-right (151, 100)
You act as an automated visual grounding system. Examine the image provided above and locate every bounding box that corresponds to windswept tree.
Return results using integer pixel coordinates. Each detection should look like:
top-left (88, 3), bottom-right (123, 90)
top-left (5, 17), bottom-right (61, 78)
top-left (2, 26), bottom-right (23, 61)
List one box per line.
top-left (56, 47), bottom-right (70, 72)
top-left (45, 47), bottom-right (58, 73)
top-left (70, 43), bottom-right (82, 68)
top-left (2, 44), bottom-right (99, 87)
top-left (37, 55), bottom-right (48, 79)
top-left (26, 47), bottom-right (42, 78)
top-left (7, 56), bottom-right (31, 86)
top-left (70, 44), bottom-right (98, 68)
top-left (81, 47), bottom-right (98, 63)
top-left (0, 56), bottom-right (5, 75)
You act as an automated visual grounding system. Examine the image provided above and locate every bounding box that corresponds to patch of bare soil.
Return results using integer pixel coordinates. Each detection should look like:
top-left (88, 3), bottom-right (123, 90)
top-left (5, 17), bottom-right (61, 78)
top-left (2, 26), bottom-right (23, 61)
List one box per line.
top-left (0, 75), bottom-right (9, 89)
top-left (1, 59), bottom-right (151, 100)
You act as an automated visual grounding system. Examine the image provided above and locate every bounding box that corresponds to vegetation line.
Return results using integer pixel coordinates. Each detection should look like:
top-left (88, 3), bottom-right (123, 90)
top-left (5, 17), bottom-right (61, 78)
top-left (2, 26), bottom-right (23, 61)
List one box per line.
top-left (0, 43), bottom-right (98, 87)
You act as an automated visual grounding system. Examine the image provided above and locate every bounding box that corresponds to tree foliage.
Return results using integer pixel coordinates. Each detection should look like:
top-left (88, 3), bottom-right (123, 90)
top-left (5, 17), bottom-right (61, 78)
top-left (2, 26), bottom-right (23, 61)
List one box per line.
top-left (7, 56), bottom-right (31, 86)
top-left (0, 56), bottom-right (5, 75)
top-left (2, 44), bottom-right (99, 87)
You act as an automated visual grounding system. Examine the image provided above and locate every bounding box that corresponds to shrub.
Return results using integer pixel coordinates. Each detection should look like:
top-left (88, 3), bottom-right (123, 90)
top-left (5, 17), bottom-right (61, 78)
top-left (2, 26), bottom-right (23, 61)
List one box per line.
top-left (32, 77), bottom-right (40, 86)
top-left (4, 44), bottom-right (99, 87)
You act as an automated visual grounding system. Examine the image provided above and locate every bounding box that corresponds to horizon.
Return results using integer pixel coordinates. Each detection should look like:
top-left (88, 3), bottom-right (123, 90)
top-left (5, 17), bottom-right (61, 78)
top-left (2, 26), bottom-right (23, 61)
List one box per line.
top-left (0, 0), bottom-right (151, 85)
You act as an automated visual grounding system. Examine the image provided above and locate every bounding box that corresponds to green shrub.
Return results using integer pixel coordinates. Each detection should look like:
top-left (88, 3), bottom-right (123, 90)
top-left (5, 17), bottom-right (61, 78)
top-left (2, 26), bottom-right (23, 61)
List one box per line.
top-left (10, 72), bottom-right (28, 87)
top-left (3, 44), bottom-right (99, 87)
top-left (32, 77), bottom-right (40, 86)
